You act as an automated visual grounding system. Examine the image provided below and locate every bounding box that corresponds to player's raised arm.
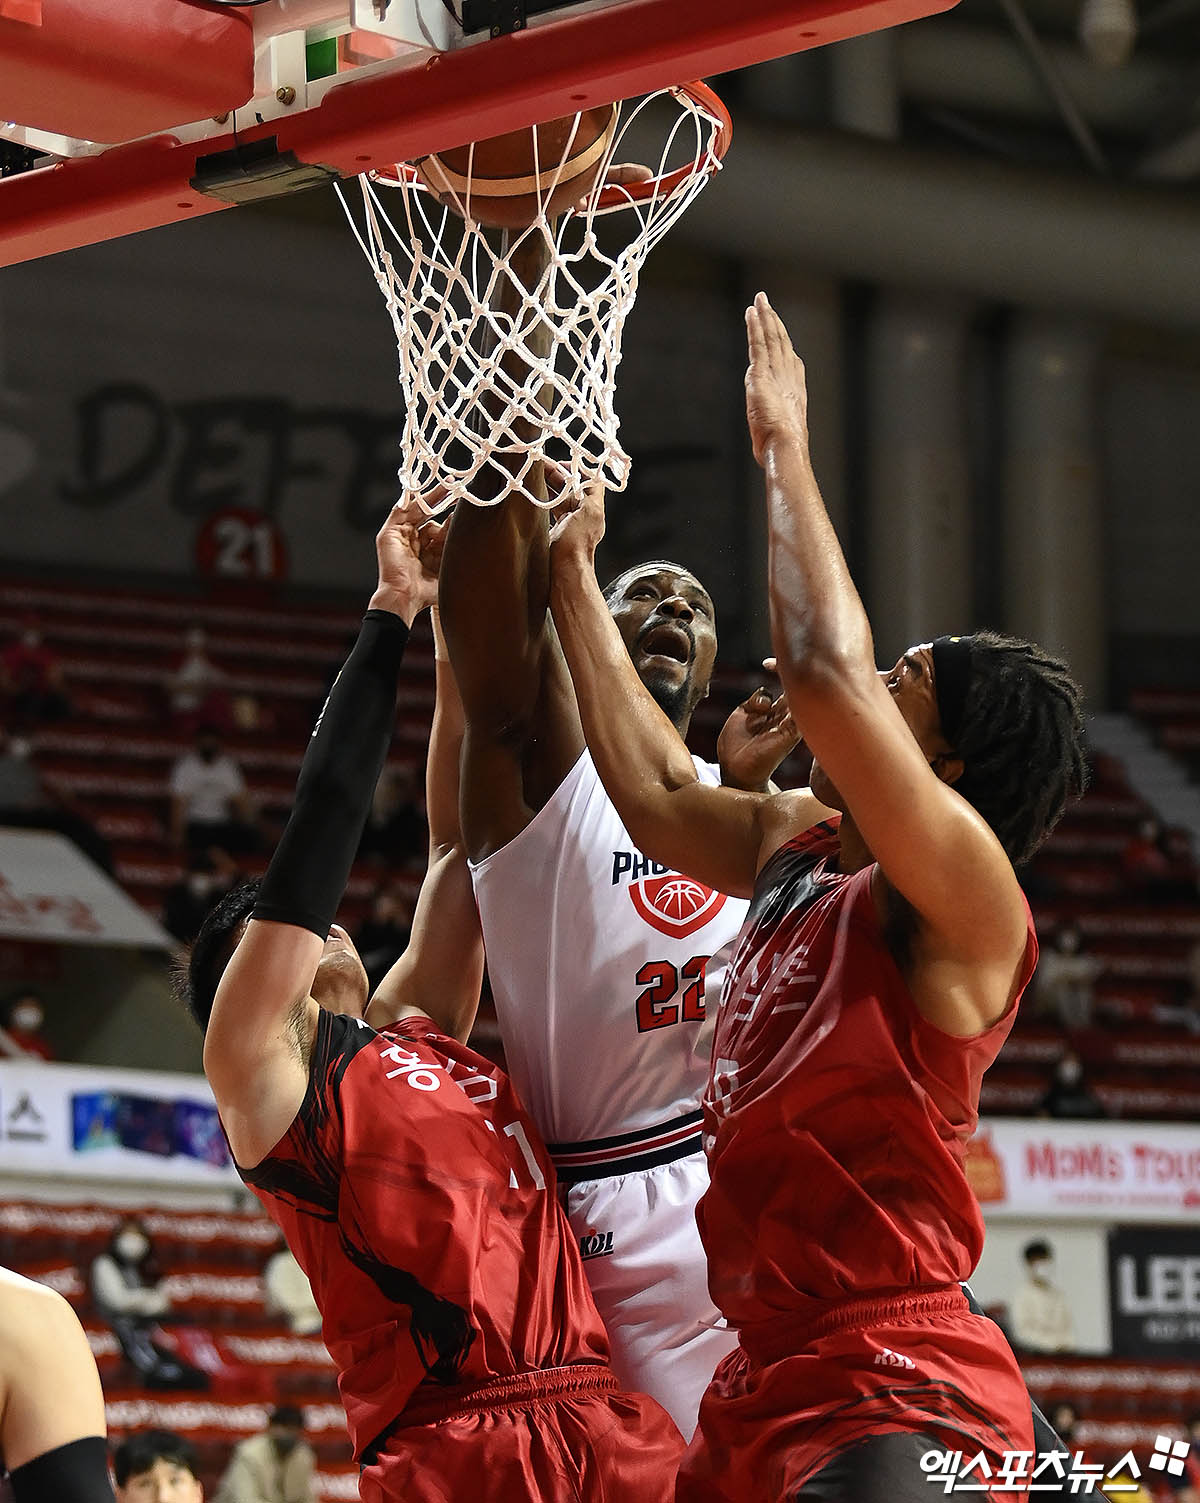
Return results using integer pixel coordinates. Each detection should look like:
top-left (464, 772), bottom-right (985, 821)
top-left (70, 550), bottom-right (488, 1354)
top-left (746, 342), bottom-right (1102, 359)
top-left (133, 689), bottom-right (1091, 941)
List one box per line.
top-left (367, 602), bottom-right (484, 1044)
top-left (548, 485), bottom-right (827, 898)
top-left (747, 292), bottom-right (1049, 1030)
top-left (438, 233), bottom-right (585, 862)
top-left (202, 501), bottom-right (436, 1167)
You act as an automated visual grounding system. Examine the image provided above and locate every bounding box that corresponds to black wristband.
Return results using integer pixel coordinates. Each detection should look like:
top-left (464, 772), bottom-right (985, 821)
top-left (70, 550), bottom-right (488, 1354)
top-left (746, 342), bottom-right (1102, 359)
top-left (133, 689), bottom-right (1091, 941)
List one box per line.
top-left (9, 1436), bottom-right (115, 1503)
top-left (252, 609), bottom-right (410, 939)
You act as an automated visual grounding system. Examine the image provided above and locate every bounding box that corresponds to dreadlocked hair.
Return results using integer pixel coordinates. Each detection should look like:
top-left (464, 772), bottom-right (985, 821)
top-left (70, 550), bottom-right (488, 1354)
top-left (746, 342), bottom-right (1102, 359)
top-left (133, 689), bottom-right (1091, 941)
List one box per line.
top-left (950, 630), bottom-right (1088, 866)
top-left (180, 878), bottom-right (261, 1033)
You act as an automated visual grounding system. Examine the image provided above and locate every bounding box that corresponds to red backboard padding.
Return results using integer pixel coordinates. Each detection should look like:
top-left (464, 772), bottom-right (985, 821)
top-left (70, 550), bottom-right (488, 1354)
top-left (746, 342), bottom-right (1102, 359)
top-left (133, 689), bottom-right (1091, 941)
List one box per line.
top-left (0, 0), bottom-right (252, 143)
top-left (0, 0), bottom-right (958, 266)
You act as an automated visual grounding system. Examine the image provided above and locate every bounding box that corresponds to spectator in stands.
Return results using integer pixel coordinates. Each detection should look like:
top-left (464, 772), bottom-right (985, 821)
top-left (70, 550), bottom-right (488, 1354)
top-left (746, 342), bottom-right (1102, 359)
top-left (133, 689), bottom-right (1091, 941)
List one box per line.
top-left (168, 731), bottom-right (257, 856)
top-left (356, 764), bottom-right (424, 868)
top-left (1121, 816), bottom-right (1197, 904)
top-left (0, 993), bottom-right (53, 1061)
top-left (1011, 1239), bottom-right (1074, 1354)
top-left (112, 1430), bottom-right (201, 1503)
top-left (214, 1407), bottom-right (314, 1503)
top-left (0, 730), bottom-right (113, 874)
top-left (165, 627), bottom-right (232, 738)
top-left (263, 1242), bottom-right (321, 1337)
top-left (90, 1219), bottom-right (204, 1392)
top-left (1047, 1401), bottom-right (1078, 1448)
top-left (0, 991), bottom-right (53, 1064)
top-left (1040, 1047), bottom-right (1108, 1120)
top-left (162, 849), bottom-right (242, 946)
top-left (0, 1264), bottom-right (115, 1503)
top-left (1035, 925), bottom-right (1103, 1031)
top-left (0, 731), bottom-right (42, 816)
top-left (353, 882), bottom-right (413, 992)
top-left (0, 623), bottom-right (71, 731)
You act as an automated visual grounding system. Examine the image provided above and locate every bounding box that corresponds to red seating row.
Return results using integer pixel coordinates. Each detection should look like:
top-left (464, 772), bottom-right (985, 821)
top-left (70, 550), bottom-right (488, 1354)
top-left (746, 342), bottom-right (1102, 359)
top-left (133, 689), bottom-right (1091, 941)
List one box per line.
top-left (0, 1201), bottom-right (279, 1262)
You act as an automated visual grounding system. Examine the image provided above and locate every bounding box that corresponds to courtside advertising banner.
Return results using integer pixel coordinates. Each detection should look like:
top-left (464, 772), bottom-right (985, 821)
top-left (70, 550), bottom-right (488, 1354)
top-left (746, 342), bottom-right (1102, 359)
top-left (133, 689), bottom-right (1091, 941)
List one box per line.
top-left (0, 829), bottom-right (170, 947)
top-left (0, 1058), bottom-right (236, 1186)
top-left (1108, 1225), bottom-right (1200, 1358)
top-left (967, 1119), bottom-right (1200, 1222)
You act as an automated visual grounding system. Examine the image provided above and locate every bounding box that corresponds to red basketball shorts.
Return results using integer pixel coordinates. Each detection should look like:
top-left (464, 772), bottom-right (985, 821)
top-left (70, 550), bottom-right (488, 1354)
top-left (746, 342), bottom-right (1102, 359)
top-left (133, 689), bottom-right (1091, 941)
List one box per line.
top-left (676, 1286), bottom-right (1035, 1503)
top-left (361, 1363), bottom-right (684, 1502)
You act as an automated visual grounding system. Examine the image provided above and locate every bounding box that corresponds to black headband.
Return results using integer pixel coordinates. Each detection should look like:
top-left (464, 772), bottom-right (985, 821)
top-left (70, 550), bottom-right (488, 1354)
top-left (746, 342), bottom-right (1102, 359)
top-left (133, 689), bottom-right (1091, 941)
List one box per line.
top-left (930, 634), bottom-right (974, 747)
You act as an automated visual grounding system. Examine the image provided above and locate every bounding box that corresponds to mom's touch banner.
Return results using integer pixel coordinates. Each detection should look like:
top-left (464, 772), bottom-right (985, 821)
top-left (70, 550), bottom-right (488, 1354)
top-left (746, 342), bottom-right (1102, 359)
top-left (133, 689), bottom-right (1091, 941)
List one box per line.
top-left (968, 1119), bottom-right (1200, 1222)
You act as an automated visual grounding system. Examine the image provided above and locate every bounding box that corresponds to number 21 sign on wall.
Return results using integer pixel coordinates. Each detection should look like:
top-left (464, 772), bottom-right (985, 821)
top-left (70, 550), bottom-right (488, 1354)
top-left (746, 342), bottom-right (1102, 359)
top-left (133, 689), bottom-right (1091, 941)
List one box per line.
top-left (195, 507), bottom-right (288, 584)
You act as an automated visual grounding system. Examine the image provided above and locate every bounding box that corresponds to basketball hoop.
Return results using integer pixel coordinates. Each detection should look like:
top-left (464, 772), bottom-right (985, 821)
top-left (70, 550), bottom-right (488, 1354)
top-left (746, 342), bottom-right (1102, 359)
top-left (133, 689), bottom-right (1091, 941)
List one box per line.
top-left (338, 82), bottom-right (731, 512)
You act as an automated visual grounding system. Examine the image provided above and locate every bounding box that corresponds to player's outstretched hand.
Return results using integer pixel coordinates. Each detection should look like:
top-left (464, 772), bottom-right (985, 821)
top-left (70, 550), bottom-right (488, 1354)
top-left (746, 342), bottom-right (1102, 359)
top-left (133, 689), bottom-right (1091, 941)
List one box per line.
top-left (370, 488), bottom-right (449, 625)
top-left (718, 661), bottom-right (800, 792)
top-left (546, 469), bottom-right (607, 566)
top-left (745, 291), bottom-right (810, 469)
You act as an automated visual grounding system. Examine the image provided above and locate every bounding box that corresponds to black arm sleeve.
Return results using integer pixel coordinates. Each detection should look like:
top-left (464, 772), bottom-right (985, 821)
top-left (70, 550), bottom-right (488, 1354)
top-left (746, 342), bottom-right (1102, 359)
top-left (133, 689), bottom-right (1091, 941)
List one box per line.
top-left (252, 609), bottom-right (410, 939)
top-left (9, 1437), bottom-right (115, 1503)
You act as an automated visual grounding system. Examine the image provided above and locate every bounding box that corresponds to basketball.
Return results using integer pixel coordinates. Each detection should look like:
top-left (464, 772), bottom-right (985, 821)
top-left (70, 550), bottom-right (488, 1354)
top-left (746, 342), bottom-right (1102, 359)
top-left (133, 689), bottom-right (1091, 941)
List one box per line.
top-left (415, 105), bottom-right (618, 229)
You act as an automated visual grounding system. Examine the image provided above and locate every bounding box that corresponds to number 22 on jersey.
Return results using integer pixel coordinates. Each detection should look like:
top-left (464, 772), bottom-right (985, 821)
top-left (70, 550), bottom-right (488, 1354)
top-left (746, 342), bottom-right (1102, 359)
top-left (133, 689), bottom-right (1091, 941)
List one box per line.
top-left (635, 954), bottom-right (710, 1032)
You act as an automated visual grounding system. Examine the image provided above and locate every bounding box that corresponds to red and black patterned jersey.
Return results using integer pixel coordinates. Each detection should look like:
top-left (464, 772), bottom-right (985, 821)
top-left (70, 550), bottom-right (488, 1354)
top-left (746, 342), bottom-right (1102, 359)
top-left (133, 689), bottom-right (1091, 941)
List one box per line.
top-left (238, 1010), bottom-right (610, 1456)
top-left (699, 821), bottom-right (1037, 1330)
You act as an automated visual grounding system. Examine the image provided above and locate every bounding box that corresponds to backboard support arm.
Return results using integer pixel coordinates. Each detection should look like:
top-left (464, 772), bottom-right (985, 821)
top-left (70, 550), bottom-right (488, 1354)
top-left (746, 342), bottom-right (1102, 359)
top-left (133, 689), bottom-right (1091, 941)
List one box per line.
top-left (0, 0), bottom-right (955, 267)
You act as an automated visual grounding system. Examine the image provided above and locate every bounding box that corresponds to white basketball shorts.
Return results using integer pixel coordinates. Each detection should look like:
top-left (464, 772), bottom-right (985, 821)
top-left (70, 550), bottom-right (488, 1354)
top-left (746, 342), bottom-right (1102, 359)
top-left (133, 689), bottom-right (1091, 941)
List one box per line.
top-left (562, 1147), bottom-right (736, 1439)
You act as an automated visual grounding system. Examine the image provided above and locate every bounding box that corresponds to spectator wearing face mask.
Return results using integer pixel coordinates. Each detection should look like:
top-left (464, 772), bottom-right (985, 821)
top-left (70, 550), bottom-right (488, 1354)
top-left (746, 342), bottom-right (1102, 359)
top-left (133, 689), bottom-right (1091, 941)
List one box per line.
top-left (1040, 1047), bottom-right (1108, 1120)
top-left (214, 1408), bottom-right (315, 1503)
top-left (1011, 1240), bottom-right (1075, 1354)
top-left (168, 731), bottom-right (257, 855)
top-left (90, 1221), bottom-right (203, 1392)
top-left (0, 994), bottom-right (53, 1061)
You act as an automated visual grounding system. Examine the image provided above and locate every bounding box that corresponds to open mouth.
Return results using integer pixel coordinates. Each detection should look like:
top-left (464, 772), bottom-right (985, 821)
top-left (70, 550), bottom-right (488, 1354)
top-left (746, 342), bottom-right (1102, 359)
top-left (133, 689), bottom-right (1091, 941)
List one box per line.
top-left (639, 621), bottom-right (693, 665)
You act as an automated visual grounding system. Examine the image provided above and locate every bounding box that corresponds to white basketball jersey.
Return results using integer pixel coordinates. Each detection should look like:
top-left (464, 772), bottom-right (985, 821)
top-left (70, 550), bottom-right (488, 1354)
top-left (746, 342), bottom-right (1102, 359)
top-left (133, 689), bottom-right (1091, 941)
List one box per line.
top-left (469, 748), bottom-right (750, 1146)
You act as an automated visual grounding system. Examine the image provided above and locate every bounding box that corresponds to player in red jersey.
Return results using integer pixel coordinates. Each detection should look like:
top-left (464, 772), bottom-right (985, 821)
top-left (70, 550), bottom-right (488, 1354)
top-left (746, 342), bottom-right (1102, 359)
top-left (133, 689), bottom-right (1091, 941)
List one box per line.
top-left (187, 498), bottom-right (682, 1501)
top-left (544, 294), bottom-right (1088, 1501)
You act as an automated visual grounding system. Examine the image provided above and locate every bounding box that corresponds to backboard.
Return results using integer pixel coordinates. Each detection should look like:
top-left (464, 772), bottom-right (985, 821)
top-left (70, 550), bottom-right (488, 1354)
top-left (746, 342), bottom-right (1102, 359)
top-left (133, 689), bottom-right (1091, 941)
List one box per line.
top-left (0, 0), bottom-right (957, 268)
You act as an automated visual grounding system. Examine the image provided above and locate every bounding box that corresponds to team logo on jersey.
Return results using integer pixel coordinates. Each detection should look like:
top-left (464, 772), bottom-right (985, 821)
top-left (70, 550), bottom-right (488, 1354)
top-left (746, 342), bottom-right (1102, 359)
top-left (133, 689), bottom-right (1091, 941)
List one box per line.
top-left (631, 872), bottom-right (727, 939)
top-left (612, 849), bottom-right (728, 938)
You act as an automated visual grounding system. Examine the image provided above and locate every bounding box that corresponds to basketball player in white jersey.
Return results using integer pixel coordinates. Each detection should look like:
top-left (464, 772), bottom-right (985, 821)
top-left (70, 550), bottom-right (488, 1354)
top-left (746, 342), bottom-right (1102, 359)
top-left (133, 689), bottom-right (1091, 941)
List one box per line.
top-left (440, 473), bottom-right (797, 1434)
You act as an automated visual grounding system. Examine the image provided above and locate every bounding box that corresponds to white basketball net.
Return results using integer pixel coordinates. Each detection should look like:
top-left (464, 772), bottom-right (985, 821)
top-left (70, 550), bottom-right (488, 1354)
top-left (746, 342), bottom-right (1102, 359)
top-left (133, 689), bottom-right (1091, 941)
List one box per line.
top-left (338, 85), bottom-right (727, 512)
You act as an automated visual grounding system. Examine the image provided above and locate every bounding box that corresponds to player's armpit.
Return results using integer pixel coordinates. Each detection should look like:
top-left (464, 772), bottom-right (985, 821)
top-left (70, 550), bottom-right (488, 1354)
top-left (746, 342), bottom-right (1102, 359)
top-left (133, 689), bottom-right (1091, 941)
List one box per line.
top-left (203, 918), bottom-right (319, 1167)
top-left (755, 786), bottom-right (839, 872)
